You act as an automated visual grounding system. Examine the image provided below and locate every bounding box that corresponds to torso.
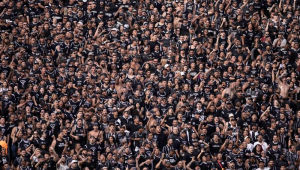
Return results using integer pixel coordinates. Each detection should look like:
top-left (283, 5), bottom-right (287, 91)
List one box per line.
top-left (278, 82), bottom-right (289, 98)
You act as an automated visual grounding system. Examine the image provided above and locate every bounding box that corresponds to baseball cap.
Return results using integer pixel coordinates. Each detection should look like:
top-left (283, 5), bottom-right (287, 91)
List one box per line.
top-left (71, 160), bottom-right (78, 164)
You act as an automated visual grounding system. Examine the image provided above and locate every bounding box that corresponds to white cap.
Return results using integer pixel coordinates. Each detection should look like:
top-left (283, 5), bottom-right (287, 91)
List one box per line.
top-left (70, 160), bottom-right (78, 164)
top-left (111, 28), bottom-right (118, 31)
top-left (164, 64), bottom-right (170, 68)
top-left (229, 113), bottom-right (234, 117)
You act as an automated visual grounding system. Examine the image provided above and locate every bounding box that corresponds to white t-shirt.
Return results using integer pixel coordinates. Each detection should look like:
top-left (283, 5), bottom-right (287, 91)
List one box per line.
top-left (257, 167), bottom-right (270, 170)
top-left (247, 143), bottom-right (254, 152)
top-left (56, 163), bottom-right (69, 170)
top-left (254, 141), bottom-right (268, 152)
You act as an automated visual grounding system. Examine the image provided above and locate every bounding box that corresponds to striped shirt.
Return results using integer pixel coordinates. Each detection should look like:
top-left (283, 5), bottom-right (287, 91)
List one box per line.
top-left (286, 151), bottom-right (298, 165)
top-left (162, 144), bottom-right (174, 155)
top-left (279, 134), bottom-right (287, 149)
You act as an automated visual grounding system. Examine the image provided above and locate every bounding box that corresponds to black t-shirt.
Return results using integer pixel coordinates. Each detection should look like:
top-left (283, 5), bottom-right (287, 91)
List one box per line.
top-left (206, 121), bottom-right (216, 135)
top-left (214, 160), bottom-right (227, 170)
top-left (73, 76), bottom-right (86, 87)
top-left (18, 77), bottom-right (30, 89)
top-left (0, 66), bottom-right (11, 78)
top-left (253, 2), bottom-right (262, 12)
top-left (184, 152), bottom-right (196, 164)
top-left (126, 124), bottom-right (139, 135)
top-left (180, 24), bottom-right (190, 36)
top-left (166, 115), bottom-right (176, 126)
top-left (48, 120), bottom-right (60, 137)
top-left (153, 132), bottom-right (168, 150)
top-left (45, 157), bottom-right (56, 170)
top-left (263, 2), bottom-right (273, 18)
top-left (235, 162), bottom-right (245, 170)
top-left (84, 143), bottom-right (101, 157)
top-left (82, 161), bottom-right (96, 170)
top-left (210, 141), bottom-right (221, 155)
top-left (243, 30), bottom-right (255, 45)
top-left (237, 119), bottom-right (250, 129)
top-left (131, 131), bottom-right (145, 148)
top-left (199, 161), bottom-right (212, 170)
top-left (68, 99), bottom-right (82, 114)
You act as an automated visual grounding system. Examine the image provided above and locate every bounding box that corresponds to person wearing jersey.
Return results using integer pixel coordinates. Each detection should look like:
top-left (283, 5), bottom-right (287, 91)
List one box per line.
top-left (70, 119), bottom-right (86, 147)
top-left (10, 121), bottom-right (25, 159)
top-left (12, 149), bottom-right (27, 168)
top-left (48, 112), bottom-right (61, 138)
top-left (50, 132), bottom-right (67, 156)
top-left (83, 136), bottom-right (101, 162)
top-left (17, 132), bottom-right (31, 150)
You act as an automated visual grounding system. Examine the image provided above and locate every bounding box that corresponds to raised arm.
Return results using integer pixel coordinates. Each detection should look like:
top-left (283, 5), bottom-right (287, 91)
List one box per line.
top-left (220, 139), bottom-right (229, 152)
top-left (275, 68), bottom-right (282, 84)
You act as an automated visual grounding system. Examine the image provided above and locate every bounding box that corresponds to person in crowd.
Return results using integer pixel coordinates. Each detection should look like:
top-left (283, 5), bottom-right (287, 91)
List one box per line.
top-left (0, 0), bottom-right (300, 170)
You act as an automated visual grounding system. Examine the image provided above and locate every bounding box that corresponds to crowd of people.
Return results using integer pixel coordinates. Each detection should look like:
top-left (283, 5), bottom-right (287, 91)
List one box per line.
top-left (0, 0), bottom-right (300, 169)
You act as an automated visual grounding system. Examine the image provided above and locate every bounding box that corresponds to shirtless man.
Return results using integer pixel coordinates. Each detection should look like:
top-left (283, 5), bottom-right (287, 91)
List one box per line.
top-left (115, 73), bottom-right (126, 96)
top-left (130, 56), bottom-right (141, 74)
top-left (222, 82), bottom-right (236, 99)
top-left (276, 72), bottom-right (289, 99)
top-left (88, 123), bottom-right (103, 145)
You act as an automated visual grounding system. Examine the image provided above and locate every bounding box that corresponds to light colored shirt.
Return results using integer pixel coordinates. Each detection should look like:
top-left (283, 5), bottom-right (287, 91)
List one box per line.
top-left (272, 38), bottom-right (287, 47)
top-left (57, 163), bottom-right (69, 170)
top-left (247, 143), bottom-right (254, 152)
top-left (254, 141), bottom-right (268, 152)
